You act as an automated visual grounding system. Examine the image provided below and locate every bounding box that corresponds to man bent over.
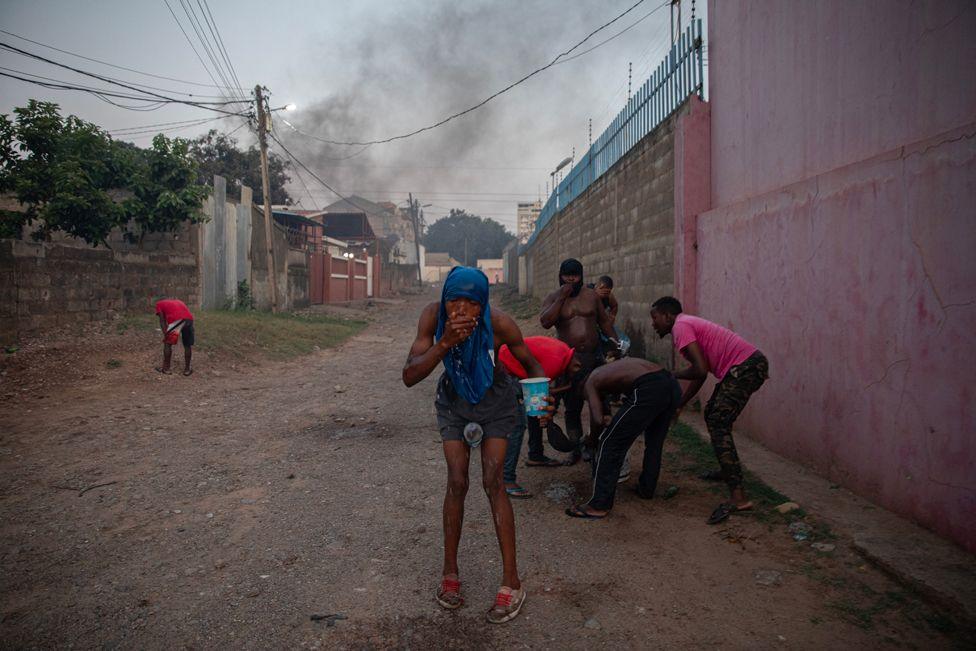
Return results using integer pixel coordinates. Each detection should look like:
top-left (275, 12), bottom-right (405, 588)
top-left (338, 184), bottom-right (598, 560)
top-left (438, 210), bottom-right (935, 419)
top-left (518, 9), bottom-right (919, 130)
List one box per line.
top-left (155, 297), bottom-right (194, 376)
top-left (650, 296), bottom-right (769, 524)
top-left (565, 358), bottom-right (681, 519)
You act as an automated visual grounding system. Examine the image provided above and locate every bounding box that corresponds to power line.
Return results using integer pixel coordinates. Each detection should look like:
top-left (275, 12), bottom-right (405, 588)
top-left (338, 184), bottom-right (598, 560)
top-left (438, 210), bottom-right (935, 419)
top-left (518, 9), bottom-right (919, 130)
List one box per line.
top-left (0, 69), bottom-right (243, 115)
top-left (0, 42), bottom-right (251, 116)
top-left (161, 0), bottom-right (237, 101)
top-left (108, 115), bottom-right (229, 133)
top-left (177, 0), bottom-right (241, 102)
top-left (286, 0), bottom-right (651, 146)
top-left (109, 116), bottom-right (229, 136)
top-left (199, 0), bottom-right (246, 101)
top-left (0, 60), bottom-right (233, 100)
top-left (0, 27), bottom-right (245, 90)
top-left (268, 131), bottom-right (423, 223)
top-left (553, 2), bottom-right (669, 66)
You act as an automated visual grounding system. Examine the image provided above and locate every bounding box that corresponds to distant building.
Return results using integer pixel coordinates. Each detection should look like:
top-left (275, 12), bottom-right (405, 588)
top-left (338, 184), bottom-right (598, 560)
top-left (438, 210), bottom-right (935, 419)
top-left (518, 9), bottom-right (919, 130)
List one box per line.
top-left (517, 201), bottom-right (542, 244)
top-left (320, 196), bottom-right (421, 266)
top-left (477, 258), bottom-right (504, 285)
top-left (424, 252), bottom-right (462, 283)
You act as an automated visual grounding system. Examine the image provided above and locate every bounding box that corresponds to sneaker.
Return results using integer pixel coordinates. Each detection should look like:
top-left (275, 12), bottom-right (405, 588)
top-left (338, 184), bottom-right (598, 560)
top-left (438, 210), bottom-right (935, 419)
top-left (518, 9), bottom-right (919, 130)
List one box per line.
top-left (486, 586), bottom-right (526, 624)
top-left (617, 470), bottom-right (631, 483)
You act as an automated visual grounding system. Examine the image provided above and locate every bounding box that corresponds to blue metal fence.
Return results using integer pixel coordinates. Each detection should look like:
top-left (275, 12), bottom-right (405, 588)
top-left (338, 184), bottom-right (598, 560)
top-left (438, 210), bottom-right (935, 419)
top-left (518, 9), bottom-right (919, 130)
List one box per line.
top-left (524, 19), bottom-right (704, 249)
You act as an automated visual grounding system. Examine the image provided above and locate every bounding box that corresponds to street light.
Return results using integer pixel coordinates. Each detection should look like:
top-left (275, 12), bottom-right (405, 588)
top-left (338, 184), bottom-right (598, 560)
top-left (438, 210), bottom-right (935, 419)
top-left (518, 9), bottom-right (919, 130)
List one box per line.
top-left (551, 156), bottom-right (573, 208)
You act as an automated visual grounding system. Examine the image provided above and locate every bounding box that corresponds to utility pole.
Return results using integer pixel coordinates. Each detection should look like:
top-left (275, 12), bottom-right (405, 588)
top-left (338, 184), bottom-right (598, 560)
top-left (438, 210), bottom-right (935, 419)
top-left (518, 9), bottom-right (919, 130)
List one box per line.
top-left (255, 84), bottom-right (279, 313)
top-left (408, 193), bottom-right (423, 286)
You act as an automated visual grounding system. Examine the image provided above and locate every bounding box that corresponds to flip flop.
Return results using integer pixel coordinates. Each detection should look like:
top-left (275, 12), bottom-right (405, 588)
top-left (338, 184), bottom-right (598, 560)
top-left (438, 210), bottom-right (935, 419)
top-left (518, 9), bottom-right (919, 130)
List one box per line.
top-left (505, 485), bottom-right (532, 499)
top-left (698, 470), bottom-right (725, 482)
top-left (565, 505), bottom-right (607, 520)
top-left (182, 369), bottom-right (193, 376)
top-left (707, 501), bottom-right (754, 525)
top-left (154, 367), bottom-right (172, 375)
top-left (526, 456), bottom-right (561, 467)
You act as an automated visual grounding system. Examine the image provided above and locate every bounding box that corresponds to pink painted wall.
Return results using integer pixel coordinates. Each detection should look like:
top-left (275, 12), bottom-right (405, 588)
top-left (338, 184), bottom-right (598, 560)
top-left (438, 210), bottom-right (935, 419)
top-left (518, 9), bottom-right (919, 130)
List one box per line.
top-left (690, 1), bottom-right (976, 551)
top-left (708, 0), bottom-right (976, 207)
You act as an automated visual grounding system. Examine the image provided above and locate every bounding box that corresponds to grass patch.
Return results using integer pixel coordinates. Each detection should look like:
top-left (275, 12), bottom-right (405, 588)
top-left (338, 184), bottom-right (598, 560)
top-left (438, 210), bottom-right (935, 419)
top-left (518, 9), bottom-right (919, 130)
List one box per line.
top-left (120, 310), bottom-right (366, 361)
top-left (106, 359), bottom-right (123, 368)
top-left (669, 421), bottom-right (798, 524)
top-left (493, 283), bottom-right (541, 321)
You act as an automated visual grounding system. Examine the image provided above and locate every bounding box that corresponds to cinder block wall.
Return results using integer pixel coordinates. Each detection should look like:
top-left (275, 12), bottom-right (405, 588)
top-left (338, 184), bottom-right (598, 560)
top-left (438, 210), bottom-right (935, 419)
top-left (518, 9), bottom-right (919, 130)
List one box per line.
top-left (526, 104), bottom-right (688, 365)
top-left (0, 224), bottom-right (198, 343)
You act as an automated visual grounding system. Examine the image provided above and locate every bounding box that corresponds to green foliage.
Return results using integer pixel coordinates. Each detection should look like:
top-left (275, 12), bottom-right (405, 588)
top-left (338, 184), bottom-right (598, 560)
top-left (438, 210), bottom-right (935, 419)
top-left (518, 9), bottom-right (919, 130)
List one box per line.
top-left (422, 209), bottom-right (514, 265)
top-left (189, 129), bottom-right (292, 206)
top-left (122, 135), bottom-right (209, 236)
top-left (0, 101), bottom-right (210, 245)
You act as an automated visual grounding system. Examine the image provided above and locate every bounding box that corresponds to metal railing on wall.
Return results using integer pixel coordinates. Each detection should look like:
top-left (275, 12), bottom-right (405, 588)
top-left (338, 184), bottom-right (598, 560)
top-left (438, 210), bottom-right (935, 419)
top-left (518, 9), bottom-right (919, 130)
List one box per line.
top-left (524, 19), bottom-right (704, 249)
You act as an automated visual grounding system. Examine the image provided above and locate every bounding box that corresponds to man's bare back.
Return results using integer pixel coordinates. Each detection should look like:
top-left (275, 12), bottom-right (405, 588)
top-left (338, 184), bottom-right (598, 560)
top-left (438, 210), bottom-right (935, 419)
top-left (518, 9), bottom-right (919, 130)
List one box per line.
top-left (586, 358), bottom-right (666, 396)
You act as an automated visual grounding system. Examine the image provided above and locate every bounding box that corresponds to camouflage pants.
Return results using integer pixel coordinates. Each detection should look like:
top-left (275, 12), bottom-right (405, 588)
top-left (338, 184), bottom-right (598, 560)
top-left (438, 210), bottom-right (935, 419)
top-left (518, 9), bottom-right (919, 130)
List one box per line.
top-left (703, 351), bottom-right (769, 489)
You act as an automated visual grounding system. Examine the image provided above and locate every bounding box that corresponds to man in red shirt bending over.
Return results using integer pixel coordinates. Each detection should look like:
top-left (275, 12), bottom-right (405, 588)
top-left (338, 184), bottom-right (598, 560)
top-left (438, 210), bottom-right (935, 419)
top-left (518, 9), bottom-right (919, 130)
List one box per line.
top-left (650, 296), bottom-right (769, 525)
top-left (154, 298), bottom-right (195, 376)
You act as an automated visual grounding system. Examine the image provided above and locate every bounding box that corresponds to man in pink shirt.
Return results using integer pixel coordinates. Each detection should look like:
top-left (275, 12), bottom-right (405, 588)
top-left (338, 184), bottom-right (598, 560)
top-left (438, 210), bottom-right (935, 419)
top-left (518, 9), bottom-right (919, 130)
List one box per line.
top-left (650, 296), bottom-right (769, 524)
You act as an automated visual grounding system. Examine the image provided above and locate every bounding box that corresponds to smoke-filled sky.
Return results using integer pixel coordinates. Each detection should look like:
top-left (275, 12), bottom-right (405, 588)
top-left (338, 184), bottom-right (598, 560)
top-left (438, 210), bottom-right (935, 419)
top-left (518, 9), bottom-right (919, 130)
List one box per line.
top-left (0, 0), bottom-right (706, 232)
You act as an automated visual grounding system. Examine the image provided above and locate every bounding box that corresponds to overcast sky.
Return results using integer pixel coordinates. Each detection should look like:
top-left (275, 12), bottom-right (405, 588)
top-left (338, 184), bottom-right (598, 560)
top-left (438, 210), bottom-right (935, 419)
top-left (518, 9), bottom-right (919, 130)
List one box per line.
top-left (0, 0), bottom-right (707, 233)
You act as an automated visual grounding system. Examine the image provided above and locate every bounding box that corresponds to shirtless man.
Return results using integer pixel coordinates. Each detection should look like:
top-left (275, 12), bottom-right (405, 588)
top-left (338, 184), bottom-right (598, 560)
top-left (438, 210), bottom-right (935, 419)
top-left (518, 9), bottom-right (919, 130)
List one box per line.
top-left (403, 266), bottom-right (547, 624)
top-left (565, 358), bottom-right (681, 519)
top-left (539, 259), bottom-right (617, 462)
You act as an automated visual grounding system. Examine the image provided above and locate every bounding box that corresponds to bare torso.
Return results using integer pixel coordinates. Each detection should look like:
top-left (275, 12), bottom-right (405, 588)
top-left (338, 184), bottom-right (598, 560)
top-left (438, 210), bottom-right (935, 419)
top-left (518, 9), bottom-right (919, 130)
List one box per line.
top-left (552, 288), bottom-right (603, 354)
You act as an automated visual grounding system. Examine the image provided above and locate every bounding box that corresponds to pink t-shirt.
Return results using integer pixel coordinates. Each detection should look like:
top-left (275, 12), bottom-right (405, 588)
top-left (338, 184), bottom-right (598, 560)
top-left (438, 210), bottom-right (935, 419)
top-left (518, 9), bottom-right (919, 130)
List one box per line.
top-left (671, 314), bottom-right (757, 380)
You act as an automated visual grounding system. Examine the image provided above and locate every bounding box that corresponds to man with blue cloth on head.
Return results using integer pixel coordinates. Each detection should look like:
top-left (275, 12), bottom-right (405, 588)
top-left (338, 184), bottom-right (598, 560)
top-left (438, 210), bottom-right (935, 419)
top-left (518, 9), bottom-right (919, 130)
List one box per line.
top-left (403, 266), bottom-right (548, 624)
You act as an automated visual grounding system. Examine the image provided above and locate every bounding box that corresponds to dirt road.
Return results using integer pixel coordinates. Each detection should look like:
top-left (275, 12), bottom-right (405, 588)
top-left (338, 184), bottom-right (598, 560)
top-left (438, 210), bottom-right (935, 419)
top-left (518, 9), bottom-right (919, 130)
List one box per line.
top-left (0, 290), bottom-right (964, 649)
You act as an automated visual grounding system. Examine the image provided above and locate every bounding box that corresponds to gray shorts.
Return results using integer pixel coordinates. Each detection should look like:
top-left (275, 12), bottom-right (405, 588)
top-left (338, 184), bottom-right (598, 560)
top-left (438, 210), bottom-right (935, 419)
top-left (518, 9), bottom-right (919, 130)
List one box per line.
top-left (434, 371), bottom-right (518, 442)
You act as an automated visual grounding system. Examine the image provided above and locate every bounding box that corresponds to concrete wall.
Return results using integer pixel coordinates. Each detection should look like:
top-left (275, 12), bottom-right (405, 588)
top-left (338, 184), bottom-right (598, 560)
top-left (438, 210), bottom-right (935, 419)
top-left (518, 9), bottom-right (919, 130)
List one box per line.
top-left (198, 178), bottom-right (253, 309)
top-left (693, 0), bottom-right (976, 551)
top-left (524, 105), bottom-right (689, 364)
top-left (248, 204), bottom-right (309, 311)
top-left (0, 223), bottom-right (198, 343)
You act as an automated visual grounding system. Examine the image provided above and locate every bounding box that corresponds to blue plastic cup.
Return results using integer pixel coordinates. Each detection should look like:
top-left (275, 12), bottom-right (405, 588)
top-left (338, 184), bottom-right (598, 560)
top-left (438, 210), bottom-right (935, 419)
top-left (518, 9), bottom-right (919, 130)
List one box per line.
top-left (519, 377), bottom-right (550, 417)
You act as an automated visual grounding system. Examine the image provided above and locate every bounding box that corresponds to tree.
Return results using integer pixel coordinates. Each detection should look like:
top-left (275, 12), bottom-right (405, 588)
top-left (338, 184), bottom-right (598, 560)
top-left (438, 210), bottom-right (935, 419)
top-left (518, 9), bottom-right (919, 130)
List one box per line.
top-left (188, 129), bottom-right (292, 206)
top-left (423, 209), bottom-right (515, 265)
top-left (0, 101), bottom-right (209, 246)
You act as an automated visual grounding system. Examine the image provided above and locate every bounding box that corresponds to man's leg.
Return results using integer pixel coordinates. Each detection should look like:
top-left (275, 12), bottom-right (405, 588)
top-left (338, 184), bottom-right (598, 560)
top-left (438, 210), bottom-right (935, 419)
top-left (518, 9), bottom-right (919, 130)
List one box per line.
top-left (637, 410), bottom-right (675, 499)
top-left (442, 441), bottom-right (470, 579)
top-left (635, 375), bottom-right (681, 498)
top-left (181, 321), bottom-right (194, 375)
top-left (703, 358), bottom-right (767, 510)
top-left (526, 415), bottom-right (547, 461)
top-left (503, 403), bottom-right (530, 495)
top-left (481, 437), bottom-right (521, 588)
top-left (575, 401), bottom-right (647, 515)
top-left (157, 343), bottom-right (173, 373)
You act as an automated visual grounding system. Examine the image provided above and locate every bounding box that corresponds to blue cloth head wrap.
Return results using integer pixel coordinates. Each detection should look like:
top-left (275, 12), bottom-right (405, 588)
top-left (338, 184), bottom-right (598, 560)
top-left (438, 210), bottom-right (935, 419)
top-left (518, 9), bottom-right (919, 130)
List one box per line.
top-left (435, 266), bottom-right (494, 404)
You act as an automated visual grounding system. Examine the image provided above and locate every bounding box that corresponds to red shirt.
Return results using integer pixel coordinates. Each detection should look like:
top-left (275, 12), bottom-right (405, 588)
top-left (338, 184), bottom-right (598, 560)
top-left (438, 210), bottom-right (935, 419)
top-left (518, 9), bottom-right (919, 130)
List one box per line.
top-left (155, 299), bottom-right (194, 324)
top-left (499, 336), bottom-right (575, 380)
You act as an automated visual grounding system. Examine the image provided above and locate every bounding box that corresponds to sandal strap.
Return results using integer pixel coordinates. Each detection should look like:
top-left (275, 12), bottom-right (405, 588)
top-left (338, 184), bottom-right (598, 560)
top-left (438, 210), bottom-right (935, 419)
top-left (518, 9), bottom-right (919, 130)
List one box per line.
top-left (494, 591), bottom-right (513, 607)
top-left (440, 578), bottom-right (461, 593)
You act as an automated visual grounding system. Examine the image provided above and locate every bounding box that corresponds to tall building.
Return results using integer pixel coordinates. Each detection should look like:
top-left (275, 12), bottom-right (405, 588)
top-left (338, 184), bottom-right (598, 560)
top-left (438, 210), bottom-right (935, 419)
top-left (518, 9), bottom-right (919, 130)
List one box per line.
top-left (516, 201), bottom-right (542, 244)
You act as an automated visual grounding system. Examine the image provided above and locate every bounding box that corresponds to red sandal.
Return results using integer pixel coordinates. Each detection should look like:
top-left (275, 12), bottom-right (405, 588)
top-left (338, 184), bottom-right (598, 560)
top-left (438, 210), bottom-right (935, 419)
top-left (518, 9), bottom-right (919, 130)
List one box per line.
top-left (486, 586), bottom-right (526, 624)
top-left (436, 575), bottom-right (463, 610)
